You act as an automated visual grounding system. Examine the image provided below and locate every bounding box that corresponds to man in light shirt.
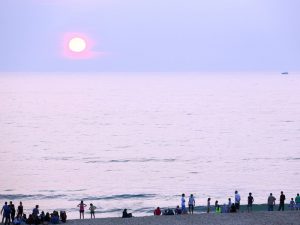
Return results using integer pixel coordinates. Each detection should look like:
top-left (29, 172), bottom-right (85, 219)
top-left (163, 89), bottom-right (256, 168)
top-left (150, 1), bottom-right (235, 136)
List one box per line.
top-left (235, 190), bottom-right (241, 211)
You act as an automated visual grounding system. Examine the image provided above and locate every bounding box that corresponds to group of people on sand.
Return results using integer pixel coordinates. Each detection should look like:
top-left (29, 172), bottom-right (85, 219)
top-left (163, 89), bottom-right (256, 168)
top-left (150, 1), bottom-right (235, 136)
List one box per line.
top-left (1, 202), bottom-right (67, 225)
top-left (152, 191), bottom-right (300, 216)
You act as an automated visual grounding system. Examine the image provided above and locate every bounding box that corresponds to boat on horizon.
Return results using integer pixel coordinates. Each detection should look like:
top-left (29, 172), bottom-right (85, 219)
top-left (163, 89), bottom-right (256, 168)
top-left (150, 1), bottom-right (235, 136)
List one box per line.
top-left (281, 72), bottom-right (289, 75)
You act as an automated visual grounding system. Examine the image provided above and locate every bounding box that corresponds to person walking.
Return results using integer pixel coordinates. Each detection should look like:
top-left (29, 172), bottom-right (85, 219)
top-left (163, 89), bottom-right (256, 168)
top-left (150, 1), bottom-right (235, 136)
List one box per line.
top-left (278, 191), bottom-right (285, 211)
top-left (188, 194), bottom-right (195, 214)
top-left (77, 201), bottom-right (87, 219)
top-left (267, 193), bottom-right (276, 211)
top-left (235, 191), bottom-right (241, 211)
top-left (247, 193), bottom-right (254, 212)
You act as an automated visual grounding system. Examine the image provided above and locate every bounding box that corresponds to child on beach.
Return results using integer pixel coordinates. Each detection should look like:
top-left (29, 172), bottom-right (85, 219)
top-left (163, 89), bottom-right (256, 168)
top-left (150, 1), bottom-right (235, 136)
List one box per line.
top-left (77, 201), bottom-right (87, 219)
top-left (89, 204), bottom-right (96, 219)
top-left (289, 198), bottom-right (295, 210)
top-left (247, 193), bottom-right (254, 212)
top-left (207, 198), bottom-right (211, 213)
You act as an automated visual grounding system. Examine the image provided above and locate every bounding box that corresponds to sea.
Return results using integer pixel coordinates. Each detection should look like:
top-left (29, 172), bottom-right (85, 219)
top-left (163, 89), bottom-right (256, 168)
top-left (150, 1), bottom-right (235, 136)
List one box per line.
top-left (0, 72), bottom-right (299, 218)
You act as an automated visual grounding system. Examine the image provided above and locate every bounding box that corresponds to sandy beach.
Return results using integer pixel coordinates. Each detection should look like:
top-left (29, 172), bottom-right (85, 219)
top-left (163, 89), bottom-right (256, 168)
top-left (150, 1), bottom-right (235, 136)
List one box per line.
top-left (68, 211), bottom-right (300, 225)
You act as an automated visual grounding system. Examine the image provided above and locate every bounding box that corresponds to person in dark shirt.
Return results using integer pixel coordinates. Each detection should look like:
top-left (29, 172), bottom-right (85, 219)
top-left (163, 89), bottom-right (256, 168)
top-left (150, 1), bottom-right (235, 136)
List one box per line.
top-left (278, 191), bottom-right (286, 211)
top-left (17, 202), bottom-right (23, 217)
top-left (122, 209), bottom-right (132, 218)
top-left (10, 202), bottom-right (16, 221)
top-left (230, 203), bottom-right (237, 213)
top-left (247, 193), bottom-right (254, 212)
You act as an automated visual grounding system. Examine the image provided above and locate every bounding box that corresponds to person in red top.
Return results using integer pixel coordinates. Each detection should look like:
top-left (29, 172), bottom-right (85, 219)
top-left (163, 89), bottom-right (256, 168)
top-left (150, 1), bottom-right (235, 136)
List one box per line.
top-left (154, 207), bottom-right (161, 216)
top-left (77, 201), bottom-right (87, 219)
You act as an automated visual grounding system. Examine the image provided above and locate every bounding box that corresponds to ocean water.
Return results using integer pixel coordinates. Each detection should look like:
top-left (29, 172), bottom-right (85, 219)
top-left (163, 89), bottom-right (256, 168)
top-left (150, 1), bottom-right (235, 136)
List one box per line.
top-left (0, 72), bottom-right (299, 218)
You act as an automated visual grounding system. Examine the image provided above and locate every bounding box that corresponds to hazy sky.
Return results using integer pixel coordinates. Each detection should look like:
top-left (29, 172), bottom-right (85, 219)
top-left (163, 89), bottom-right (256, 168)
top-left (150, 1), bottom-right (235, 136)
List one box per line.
top-left (0, 0), bottom-right (299, 72)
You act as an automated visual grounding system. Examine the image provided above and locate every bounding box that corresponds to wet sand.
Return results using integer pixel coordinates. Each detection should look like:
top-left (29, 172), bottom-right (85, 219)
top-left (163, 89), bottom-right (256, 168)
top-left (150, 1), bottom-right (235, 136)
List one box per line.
top-left (68, 211), bottom-right (300, 225)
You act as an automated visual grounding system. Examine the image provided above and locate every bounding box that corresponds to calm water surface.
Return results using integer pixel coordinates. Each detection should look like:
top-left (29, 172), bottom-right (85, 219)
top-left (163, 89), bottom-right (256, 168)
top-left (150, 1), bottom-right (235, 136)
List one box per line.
top-left (0, 73), bottom-right (299, 218)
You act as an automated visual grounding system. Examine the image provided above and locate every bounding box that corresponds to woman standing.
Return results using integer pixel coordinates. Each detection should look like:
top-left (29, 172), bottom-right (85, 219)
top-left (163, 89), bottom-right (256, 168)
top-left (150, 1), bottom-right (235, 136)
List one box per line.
top-left (77, 201), bottom-right (87, 219)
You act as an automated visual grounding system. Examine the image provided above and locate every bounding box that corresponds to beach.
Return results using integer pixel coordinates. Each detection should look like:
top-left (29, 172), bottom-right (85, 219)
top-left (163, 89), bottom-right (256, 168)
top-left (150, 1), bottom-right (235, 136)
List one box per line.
top-left (68, 211), bottom-right (300, 225)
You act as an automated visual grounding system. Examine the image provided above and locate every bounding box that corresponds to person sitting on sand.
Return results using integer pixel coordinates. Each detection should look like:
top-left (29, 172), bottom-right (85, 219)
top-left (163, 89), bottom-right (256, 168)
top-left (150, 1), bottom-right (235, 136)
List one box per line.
top-left (154, 207), bottom-right (161, 216)
top-left (267, 193), bottom-right (276, 211)
top-left (50, 211), bottom-right (59, 224)
top-left (89, 203), bottom-right (96, 219)
top-left (289, 198), bottom-right (295, 210)
top-left (175, 205), bottom-right (182, 215)
top-left (122, 209), bottom-right (132, 218)
top-left (188, 194), bottom-right (195, 214)
top-left (162, 208), bottom-right (174, 216)
top-left (60, 211), bottom-right (67, 223)
top-left (230, 203), bottom-right (237, 213)
top-left (44, 213), bottom-right (50, 223)
top-left (207, 198), bottom-right (211, 213)
top-left (77, 200), bottom-right (87, 219)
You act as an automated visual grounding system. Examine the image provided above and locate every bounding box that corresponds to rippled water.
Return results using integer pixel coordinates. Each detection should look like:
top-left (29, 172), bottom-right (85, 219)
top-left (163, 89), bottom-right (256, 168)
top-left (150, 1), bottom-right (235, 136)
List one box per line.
top-left (0, 72), bottom-right (299, 218)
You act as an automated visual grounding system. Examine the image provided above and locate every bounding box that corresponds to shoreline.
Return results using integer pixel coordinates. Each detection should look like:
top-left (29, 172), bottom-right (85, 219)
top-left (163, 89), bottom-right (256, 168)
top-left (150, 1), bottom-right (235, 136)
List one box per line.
top-left (67, 211), bottom-right (300, 225)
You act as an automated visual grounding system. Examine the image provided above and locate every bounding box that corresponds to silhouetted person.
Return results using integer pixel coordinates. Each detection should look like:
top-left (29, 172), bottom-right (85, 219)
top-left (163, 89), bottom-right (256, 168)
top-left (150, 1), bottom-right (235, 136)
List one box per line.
top-left (10, 202), bottom-right (16, 222)
top-left (278, 191), bottom-right (286, 211)
top-left (207, 198), bottom-right (211, 213)
top-left (230, 203), bottom-right (237, 213)
top-left (17, 202), bottom-right (23, 217)
top-left (268, 193), bottom-right (276, 211)
top-left (247, 193), bottom-right (254, 212)
top-left (122, 209), bottom-right (132, 218)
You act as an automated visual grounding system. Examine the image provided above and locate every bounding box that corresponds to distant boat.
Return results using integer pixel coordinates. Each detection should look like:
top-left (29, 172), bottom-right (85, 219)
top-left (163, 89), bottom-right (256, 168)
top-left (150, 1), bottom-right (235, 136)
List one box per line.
top-left (281, 72), bottom-right (288, 75)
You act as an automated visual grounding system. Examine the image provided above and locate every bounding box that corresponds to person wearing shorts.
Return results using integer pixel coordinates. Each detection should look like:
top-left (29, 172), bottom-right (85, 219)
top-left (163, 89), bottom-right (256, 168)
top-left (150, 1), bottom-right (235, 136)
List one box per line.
top-left (77, 201), bottom-right (87, 219)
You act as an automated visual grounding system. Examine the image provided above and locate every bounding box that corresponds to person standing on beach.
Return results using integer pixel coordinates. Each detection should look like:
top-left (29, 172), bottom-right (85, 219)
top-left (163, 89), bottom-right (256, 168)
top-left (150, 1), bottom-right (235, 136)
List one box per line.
top-left (278, 191), bottom-right (286, 211)
top-left (267, 193), bottom-right (276, 211)
top-left (295, 193), bottom-right (300, 210)
top-left (77, 201), bottom-right (87, 219)
top-left (17, 202), bottom-right (23, 217)
top-left (89, 203), bottom-right (96, 219)
top-left (247, 193), bottom-right (254, 212)
top-left (235, 191), bottom-right (241, 211)
top-left (188, 194), bottom-right (195, 214)
top-left (207, 198), bottom-right (211, 213)
top-left (181, 194), bottom-right (186, 212)
top-left (3, 203), bottom-right (11, 225)
top-left (9, 201), bottom-right (16, 222)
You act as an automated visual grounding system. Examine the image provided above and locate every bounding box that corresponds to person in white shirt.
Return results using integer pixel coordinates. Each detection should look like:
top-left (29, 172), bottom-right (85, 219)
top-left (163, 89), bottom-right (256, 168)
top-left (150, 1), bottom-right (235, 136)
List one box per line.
top-left (181, 193), bottom-right (186, 212)
top-left (188, 194), bottom-right (195, 214)
top-left (235, 191), bottom-right (241, 211)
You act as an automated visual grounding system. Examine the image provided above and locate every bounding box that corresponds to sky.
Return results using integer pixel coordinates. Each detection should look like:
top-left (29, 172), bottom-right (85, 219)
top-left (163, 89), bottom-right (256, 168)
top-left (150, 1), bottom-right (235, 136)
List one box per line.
top-left (0, 0), bottom-right (299, 72)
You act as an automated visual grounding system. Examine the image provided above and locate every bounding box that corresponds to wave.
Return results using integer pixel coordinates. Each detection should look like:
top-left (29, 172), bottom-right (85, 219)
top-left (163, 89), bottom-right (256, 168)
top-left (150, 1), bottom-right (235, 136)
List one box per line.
top-left (79, 194), bottom-right (157, 201)
top-left (85, 158), bottom-right (176, 164)
top-left (0, 194), bottom-right (67, 200)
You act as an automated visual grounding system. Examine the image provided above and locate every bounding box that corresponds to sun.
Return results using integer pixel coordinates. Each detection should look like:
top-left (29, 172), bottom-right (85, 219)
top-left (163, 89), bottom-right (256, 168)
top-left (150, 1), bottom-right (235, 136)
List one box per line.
top-left (68, 37), bottom-right (87, 53)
